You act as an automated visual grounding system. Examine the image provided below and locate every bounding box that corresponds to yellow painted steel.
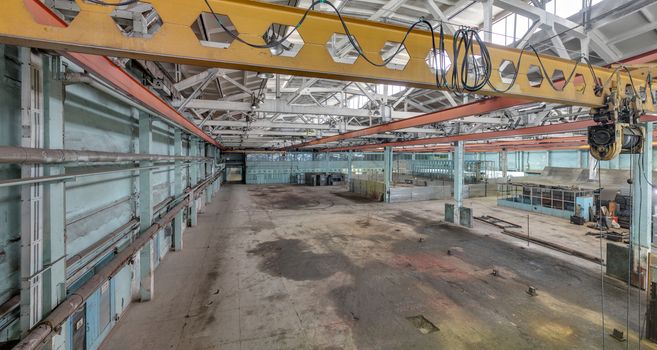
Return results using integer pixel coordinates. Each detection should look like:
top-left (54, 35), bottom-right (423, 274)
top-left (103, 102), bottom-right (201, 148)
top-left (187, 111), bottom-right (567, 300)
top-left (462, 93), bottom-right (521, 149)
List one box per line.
top-left (1, 0), bottom-right (655, 110)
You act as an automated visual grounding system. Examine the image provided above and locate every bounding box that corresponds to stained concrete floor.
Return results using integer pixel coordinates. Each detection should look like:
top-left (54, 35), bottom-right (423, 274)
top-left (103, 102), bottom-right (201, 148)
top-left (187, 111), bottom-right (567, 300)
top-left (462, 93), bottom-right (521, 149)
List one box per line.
top-left (101, 184), bottom-right (656, 350)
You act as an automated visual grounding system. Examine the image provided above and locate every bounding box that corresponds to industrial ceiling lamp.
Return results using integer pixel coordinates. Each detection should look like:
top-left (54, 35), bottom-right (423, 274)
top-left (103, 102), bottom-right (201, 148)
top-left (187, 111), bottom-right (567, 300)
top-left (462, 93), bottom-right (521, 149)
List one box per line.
top-left (263, 26), bottom-right (291, 56)
top-left (256, 72), bottom-right (273, 79)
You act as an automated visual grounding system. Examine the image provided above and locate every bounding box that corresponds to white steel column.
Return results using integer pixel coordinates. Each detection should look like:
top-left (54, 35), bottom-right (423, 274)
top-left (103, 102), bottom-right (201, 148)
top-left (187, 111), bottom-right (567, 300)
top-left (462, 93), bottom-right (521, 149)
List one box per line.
top-left (631, 122), bottom-right (653, 282)
top-left (454, 140), bottom-right (465, 221)
top-left (173, 128), bottom-right (184, 251)
top-left (347, 150), bottom-right (353, 185)
top-left (19, 48), bottom-right (44, 334)
top-left (138, 111), bottom-right (154, 301)
top-left (384, 147), bottom-right (393, 203)
top-left (41, 54), bottom-right (65, 310)
top-left (189, 137), bottom-right (199, 226)
top-left (41, 53), bottom-right (67, 349)
top-left (588, 153), bottom-right (598, 181)
top-left (205, 144), bottom-right (212, 204)
top-left (483, 0), bottom-right (493, 43)
top-left (500, 149), bottom-right (508, 179)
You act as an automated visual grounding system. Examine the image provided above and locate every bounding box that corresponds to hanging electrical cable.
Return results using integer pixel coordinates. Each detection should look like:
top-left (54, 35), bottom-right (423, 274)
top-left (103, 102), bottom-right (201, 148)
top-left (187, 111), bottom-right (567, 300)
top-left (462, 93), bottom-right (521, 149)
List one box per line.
top-left (200, 0), bottom-right (604, 96)
top-left (86, 0), bottom-right (141, 5)
top-left (597, 160), bottom-right (607, 349)
top-left (627, 154), bottom-right (633, 350)
top-left (82, 0), bottom-right (608, 100)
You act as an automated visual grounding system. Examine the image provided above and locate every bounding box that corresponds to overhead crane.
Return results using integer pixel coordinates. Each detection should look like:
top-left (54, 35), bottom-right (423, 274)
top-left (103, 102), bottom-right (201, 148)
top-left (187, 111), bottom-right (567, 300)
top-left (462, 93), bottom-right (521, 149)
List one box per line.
top-left (4, 2), bottom-right (657, 348)
top-left (2, 0), bottom-right (657, 160)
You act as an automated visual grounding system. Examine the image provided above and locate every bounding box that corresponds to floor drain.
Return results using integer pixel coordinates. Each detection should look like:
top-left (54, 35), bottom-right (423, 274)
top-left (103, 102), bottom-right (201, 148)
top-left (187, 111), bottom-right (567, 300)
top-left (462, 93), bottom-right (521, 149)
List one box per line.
top-left (406, 315), bottom-right (439, 334)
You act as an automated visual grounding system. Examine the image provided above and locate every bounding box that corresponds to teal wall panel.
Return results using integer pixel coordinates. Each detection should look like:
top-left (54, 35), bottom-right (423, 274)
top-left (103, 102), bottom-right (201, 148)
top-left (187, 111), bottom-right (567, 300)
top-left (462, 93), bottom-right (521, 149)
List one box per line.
top-left (0, 46), bottom-right (23, 312)
top-left (0, 46), bottom-right (215, 346)
top-left (112, 265), bottom-right (133, 319)
top-left (65, 171), bottom-right (134, 257)
top-left (551, 150), bottom-right (580, 168)
top-left (64, 85), bottom-right (134, 153)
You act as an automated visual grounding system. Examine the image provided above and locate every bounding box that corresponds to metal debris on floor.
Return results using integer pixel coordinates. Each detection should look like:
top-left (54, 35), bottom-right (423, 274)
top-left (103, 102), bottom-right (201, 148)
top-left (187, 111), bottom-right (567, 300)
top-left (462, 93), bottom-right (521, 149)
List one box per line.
top-left (611, 328), bottom-right (627, 342)
top-left (406, 315), bottom-right (440, 335)
top-left (527, 286), bottom-right (538, 296)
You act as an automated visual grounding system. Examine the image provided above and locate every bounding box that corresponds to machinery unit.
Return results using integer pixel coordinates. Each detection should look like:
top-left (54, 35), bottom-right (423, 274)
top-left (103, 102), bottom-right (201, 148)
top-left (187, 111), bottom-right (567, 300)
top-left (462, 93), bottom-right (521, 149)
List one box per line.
top-left (588, 68), bottom-right (655, 160)
top-left (588, 123), bottom-right (644, 160)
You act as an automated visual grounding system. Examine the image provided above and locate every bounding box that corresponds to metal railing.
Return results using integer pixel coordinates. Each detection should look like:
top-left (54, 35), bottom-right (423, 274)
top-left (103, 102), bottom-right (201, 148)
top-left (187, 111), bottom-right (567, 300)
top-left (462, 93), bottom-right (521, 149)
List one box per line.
top-left (497, 183), bottom-right (593, 212)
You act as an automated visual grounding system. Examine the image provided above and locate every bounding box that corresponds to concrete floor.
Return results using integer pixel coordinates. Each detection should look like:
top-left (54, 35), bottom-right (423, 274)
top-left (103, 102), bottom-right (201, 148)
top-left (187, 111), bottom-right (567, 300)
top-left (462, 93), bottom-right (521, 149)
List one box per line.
top-left (101, 184), bottom-right (655, 350)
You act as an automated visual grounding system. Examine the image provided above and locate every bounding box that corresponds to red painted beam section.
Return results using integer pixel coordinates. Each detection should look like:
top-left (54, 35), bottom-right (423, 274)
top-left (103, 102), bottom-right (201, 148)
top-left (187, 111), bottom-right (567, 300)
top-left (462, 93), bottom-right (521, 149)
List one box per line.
top-left (620, 48), bottom-right (657, 65)
top-left (290, 47), bottom-right (657, 151)
top-left (398, 135), bottom-right (587, 151)
top-left (284, 97), bottom-right (531, 150)
top-left (413, 143), bottom-right (589, 153)
top-left (24, 0), bottom-right (221, 148)
top-left (325, 119), bottom-right (596, 151)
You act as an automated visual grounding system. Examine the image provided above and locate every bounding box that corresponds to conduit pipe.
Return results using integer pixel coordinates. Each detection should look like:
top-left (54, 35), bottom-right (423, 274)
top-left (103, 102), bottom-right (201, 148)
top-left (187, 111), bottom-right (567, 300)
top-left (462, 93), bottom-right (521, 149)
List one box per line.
top-left (0, 146), bottom-right (210, 164)
top-left (13, 170), bottom-right (222, 350)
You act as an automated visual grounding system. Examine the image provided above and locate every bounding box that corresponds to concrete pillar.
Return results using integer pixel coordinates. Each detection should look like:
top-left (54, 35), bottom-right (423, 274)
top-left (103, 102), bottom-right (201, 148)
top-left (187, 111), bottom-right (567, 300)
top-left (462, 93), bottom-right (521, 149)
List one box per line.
top-left (205, 145), bottom-right (212, 204)
top-left (173, 128), bottom-right (184, 251)
top-left (384, 147), bottom-right (393, 203)
top-left (588, 153), bottom-right (598, 181)
top-left (454, 140), bottom-right (465, 210)
top-left (189, 137), bottom-right (199, 226)
top-left (482, 0), bottom-right (493, 43)
top-left (216, 149), bottom-right (221, 193)
top-left (631, 122), bottom-right (653, 281)
top-left (347, 150), bottom-right (353, 185)
top-left (500, 149), bottom-right (508, 179)
top-left (138, 112), bottom-right (154, 301)
top-left (546, 150), bottom-right (552, 167)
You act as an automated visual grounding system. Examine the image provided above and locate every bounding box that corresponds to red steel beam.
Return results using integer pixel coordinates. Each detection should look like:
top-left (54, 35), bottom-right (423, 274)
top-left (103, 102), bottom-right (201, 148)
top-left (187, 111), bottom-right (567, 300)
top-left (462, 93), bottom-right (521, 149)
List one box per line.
top-left (620, 48), bottom-right (657, 65)
top-left (284, 97), bottom-right (531, 150)
top-left (288, 47), bottom-right (657, 151)
top-left (325, 120), bottom-right (596, 151)
top-left (397, 142), bottom-right (589, 153)
top-left (397, 136), bottom-right (587, 152)
top-left (327, 113), bottom-right (657, 152)
top-left (419, 144), bottom-right (589, 153)
top-left (25, 0), bottom-right (221, 148)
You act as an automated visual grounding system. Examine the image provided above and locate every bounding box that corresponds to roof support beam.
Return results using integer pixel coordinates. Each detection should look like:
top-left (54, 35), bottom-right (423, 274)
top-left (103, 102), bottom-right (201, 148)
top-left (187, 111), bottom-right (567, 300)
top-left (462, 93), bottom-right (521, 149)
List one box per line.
top-left (494, 0), bottom-right (620, 62)
top-left (370, 0), bottom-right (409, 21)
top-left (213, 129), bottom-right (397, 138)
top-left (176, 99), bottom-right (420, 119)
top-left (286, 97), bottom-right (530, 149)
top-left (177, 69), bottom-right (220, 111)
top-left (324, 114), bottom-right (657, 151)
top-left (173, 68), bottom-right (219, 91)
top-left (205, 119), bottom-right (448, 134)
top-left (326, 120), bottom-right (596, 151)
top-left (425, 0), bottom-right (455, 34)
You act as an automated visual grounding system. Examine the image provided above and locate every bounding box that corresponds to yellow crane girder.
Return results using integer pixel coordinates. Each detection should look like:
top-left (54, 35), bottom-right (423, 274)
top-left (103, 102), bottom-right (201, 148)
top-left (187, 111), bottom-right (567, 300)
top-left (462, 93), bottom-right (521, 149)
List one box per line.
top-left (0, 0), bottom-right (655, 111)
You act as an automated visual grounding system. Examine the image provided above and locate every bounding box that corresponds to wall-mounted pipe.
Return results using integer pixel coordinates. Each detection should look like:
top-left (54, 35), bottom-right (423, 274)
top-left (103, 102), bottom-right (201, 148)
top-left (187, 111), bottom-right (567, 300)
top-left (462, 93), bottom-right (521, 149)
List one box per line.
top-left (0, 165), bottom-right (162, 188)
top-left (0, 146), bottom-right (211, 164)
top-left (0, 162), bottom-right (219, 188)
top-left (12, 170), bottom-right (222, 350)
top-left (66, 219), bottom-right (139, 269)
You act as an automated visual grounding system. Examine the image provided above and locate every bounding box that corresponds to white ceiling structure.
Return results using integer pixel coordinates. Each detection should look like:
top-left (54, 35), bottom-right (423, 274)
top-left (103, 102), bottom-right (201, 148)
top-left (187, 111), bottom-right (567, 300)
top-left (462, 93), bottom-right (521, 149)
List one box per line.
top-left (47, 0), bottom-right (657, 149)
